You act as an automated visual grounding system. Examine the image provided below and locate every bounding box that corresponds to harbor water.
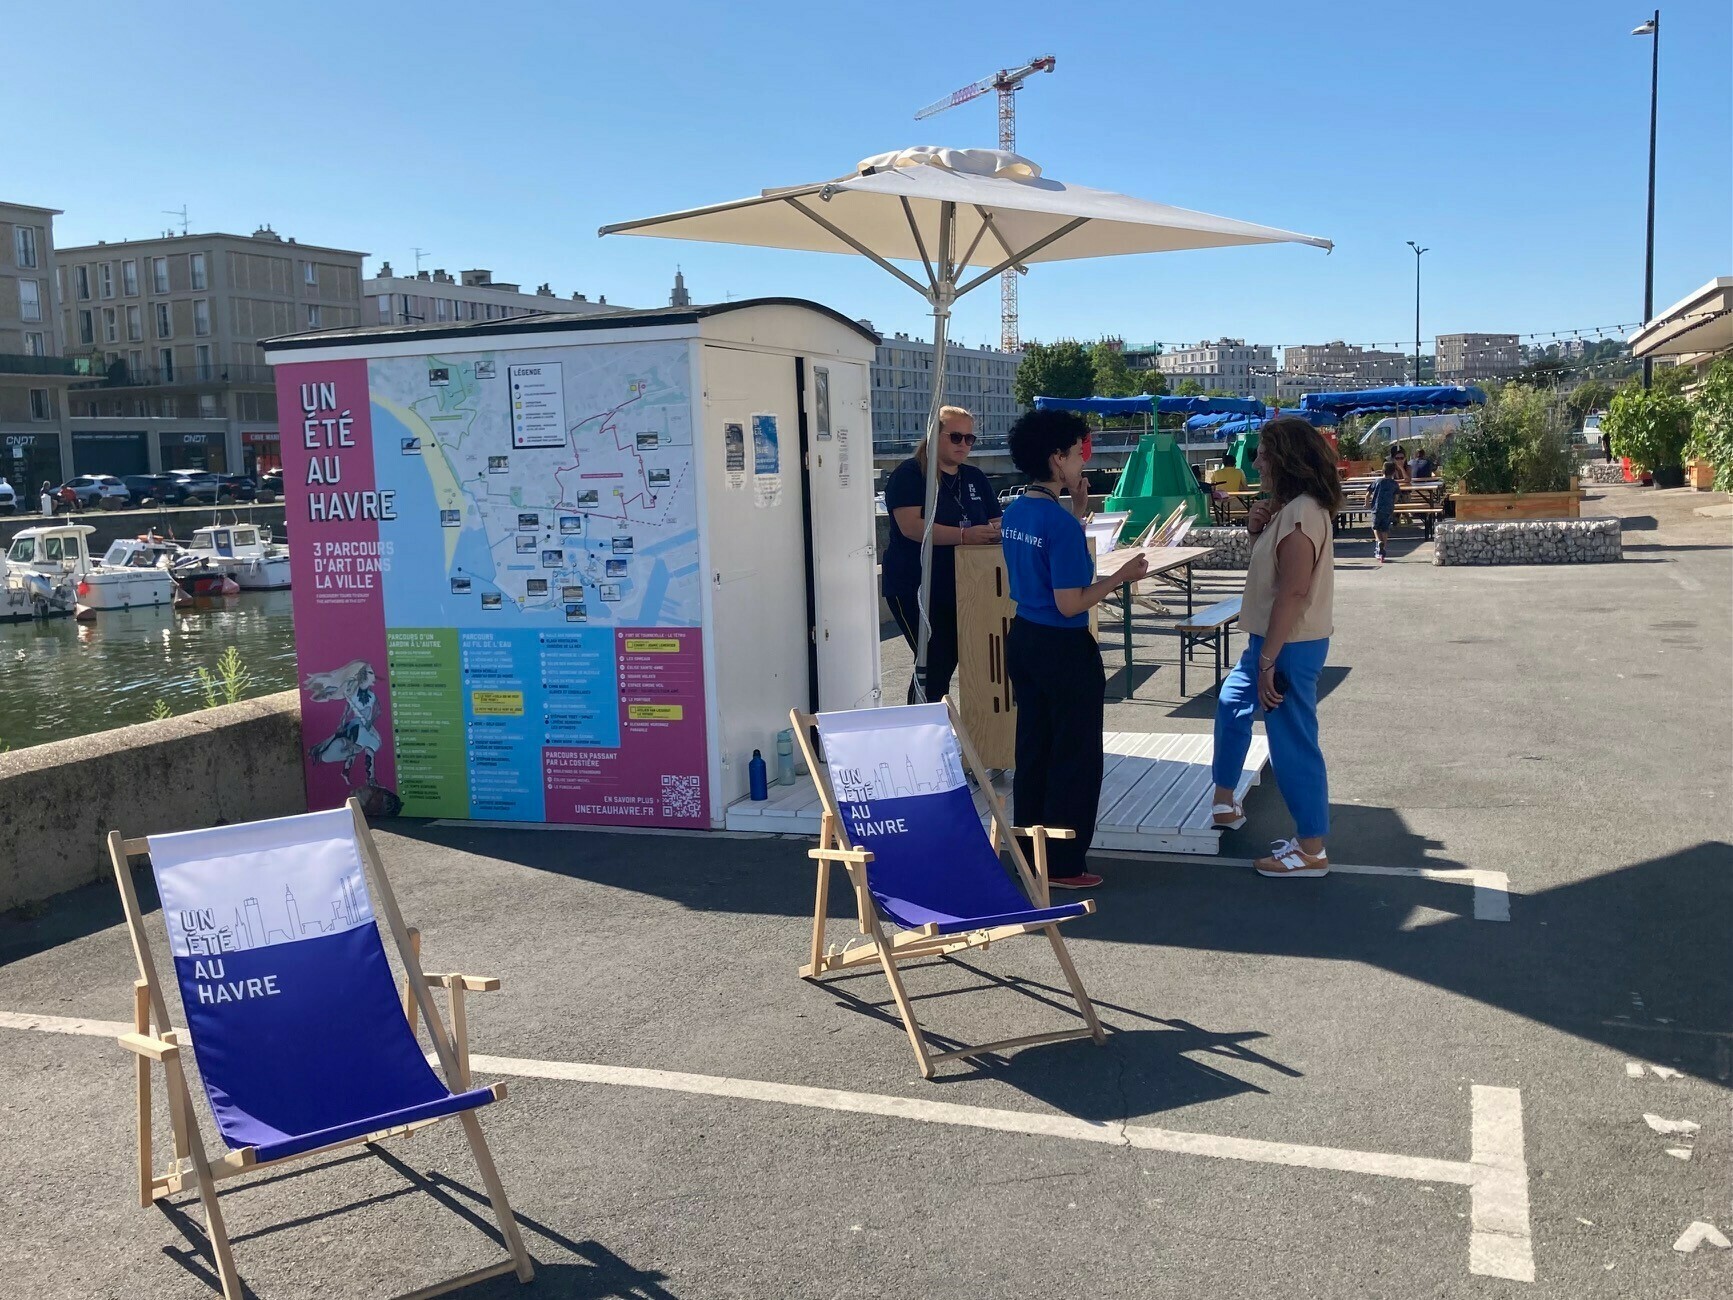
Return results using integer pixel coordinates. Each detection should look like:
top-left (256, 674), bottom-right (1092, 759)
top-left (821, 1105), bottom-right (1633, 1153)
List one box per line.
top-left (0, 593), bottom-right (299, 751)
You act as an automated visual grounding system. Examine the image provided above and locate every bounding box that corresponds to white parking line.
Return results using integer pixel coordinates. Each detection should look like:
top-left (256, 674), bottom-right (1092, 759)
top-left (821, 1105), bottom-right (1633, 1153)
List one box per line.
top-left (1099, 852), bottom-right (1513, 922)
top-left (0, 1008), bottom-right (1530, 1281)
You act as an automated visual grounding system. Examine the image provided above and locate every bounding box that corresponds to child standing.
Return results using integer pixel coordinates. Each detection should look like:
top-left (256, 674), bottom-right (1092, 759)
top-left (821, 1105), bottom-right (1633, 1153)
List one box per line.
top-left (1369, 459), bottom-right (1401, 562)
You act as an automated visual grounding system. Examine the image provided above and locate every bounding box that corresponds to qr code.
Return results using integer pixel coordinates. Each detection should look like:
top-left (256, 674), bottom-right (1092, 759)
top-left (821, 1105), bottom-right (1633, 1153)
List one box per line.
top-left (661, 774), bottom-right (703, 820)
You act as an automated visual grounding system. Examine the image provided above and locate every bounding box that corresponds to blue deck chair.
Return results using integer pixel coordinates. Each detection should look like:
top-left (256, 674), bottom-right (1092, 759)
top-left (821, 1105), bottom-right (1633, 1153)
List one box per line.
top-left (107, 798), bottom-right (533, 1300)
top-left (793, 702), bottom-right (1106, 1078)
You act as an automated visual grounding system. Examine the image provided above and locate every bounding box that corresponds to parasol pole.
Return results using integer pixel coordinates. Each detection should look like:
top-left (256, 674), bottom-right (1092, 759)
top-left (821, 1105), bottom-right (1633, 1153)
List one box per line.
top-left (911, 202), bottom-right (957, 704)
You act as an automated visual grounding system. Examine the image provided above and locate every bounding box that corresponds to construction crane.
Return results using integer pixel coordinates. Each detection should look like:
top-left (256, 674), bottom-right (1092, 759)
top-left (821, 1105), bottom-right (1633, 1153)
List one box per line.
top-left (915, 55), bottom-right (1056, 352)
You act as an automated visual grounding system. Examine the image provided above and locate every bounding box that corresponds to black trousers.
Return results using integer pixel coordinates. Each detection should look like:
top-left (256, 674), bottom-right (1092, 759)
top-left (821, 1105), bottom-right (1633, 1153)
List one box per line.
top-left (886, 591), bottom-right (959, 705)
top-left (1005, 616), bottom-right (1105, 878)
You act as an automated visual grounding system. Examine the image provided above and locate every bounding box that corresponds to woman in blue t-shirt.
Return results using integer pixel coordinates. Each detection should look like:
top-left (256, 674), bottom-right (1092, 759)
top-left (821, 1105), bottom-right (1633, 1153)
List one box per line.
top-left (881, 406), bottom-right (1002, 703)
top-left (1000, 409), bottom-right (1149, 890)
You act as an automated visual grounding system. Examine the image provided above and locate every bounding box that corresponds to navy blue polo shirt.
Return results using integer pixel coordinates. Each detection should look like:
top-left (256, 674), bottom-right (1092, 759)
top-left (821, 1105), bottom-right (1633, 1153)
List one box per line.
top-left (1002, 491), bottom-right (1093, 629)
top-left (880, 458), bottom-right (1000, 603)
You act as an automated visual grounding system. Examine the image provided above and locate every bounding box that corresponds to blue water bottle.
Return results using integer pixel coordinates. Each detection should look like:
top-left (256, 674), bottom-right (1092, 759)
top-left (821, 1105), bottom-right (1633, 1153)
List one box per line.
top-left (748, 749), bottom-right (769, 801)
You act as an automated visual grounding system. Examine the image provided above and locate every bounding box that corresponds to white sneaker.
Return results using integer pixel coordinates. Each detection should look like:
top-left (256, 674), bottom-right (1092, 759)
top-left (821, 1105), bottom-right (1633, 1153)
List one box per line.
top-left (1255, 838), bottom-right (1329, 878)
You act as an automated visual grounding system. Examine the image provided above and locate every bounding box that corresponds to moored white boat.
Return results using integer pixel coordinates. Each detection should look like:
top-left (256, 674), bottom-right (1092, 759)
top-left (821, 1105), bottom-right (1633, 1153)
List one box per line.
top-left (75, 538), bottom-right (179, 616)
top-left (179, 524), bottom-right (291, 590)
top-left (4, 525), bottom-right (90, 622)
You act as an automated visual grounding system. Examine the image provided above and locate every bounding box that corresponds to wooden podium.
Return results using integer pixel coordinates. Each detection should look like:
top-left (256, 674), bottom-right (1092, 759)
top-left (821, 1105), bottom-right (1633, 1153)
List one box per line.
top-left (954, 545), bottom-right (1017, 769)
top-left (955, 543), bottom-right (1101, 769)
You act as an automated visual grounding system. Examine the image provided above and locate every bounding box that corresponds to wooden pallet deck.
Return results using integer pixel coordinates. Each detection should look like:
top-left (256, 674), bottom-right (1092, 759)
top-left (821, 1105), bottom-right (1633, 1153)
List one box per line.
top-left (723, 730), bottom-right (1270, 856)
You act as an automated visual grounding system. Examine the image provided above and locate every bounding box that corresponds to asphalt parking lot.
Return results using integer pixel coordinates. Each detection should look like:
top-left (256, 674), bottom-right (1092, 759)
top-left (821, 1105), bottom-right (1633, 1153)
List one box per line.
top-left (0, 485), bottom-right (1728, 1298)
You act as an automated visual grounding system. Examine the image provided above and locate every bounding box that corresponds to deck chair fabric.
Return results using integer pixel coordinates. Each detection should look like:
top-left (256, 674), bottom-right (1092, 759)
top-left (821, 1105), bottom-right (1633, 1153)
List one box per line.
top-left (816, 705), bottom-right (1088, 935)
top-left (147, 808), bottom-right (496, 1162)
top-left (797, 702), bottom-right (1106, 1078)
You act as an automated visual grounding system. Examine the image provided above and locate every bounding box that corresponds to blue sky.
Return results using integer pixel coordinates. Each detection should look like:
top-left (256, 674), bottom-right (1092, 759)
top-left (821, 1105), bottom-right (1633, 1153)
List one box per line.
top-left (7, 0), bottom-right (1728, 354)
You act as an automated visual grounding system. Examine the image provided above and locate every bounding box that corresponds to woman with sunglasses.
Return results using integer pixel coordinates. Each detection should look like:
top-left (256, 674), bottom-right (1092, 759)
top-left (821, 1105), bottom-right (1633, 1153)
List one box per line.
top-left (881, 406), bottom-right (1003, 703)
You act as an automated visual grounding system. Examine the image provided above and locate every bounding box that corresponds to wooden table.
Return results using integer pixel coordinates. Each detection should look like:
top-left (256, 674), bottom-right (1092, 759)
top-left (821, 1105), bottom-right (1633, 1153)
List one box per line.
top-left (1337, 478), bottom-right (1447, 537)
top-left (1211, 489), bottom-right (1262, 525)
top-left (1102, 545), bottom-right (1214, 700)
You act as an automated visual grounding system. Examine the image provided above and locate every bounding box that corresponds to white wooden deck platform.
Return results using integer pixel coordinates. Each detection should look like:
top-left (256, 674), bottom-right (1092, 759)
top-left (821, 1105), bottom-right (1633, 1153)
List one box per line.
top-left (723, 731), bottom-right (1270, 856)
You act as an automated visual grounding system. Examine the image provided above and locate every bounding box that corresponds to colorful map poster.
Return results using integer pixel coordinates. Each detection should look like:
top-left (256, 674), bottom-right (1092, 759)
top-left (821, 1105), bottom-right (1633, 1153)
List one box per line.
top-left (277, 340), bottom-right (708, 827)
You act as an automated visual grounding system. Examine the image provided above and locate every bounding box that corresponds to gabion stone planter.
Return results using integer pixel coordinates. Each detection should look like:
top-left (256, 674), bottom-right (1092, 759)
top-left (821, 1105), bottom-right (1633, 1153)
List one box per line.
top-left (1434, 518), bottom-right (1621, 566)
top-left (1187, 526), bottom-right (1252, 569)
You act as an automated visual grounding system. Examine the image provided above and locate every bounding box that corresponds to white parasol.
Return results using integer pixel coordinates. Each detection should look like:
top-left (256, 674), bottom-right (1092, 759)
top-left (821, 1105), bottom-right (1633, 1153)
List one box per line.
top-left (602, 147), bottom-right (1331, 700)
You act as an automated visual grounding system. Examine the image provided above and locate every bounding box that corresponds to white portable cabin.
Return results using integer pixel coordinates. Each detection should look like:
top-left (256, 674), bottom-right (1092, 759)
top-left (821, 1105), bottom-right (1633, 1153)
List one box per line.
top-left (263, 299), bottom-right (881, 828)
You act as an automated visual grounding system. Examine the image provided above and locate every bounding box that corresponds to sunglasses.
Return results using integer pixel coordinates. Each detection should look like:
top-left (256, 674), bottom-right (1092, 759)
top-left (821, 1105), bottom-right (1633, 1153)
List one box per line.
top-left (946, 431), bottom-right (977, 447)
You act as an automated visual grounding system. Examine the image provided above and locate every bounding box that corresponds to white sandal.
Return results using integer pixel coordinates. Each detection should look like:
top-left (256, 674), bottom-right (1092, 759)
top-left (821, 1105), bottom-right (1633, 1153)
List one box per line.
top-left (1211, 801), bottom-right (1246, 830)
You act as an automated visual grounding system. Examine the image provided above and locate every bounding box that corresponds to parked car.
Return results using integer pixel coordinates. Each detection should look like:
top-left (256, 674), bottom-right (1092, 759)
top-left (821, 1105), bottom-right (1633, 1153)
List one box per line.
top-left (58, 474), bottom-right (133, 509)
top-left (216, 474), bottom-right (258, 502)
top-left (122, 474), bottom-right (189, 506)
top-left (257, 469), bottom-right (283, 501)
top-left (0, 476), bottom-right (15, 514)
top-left (165, 469), bottom-right (222, 504)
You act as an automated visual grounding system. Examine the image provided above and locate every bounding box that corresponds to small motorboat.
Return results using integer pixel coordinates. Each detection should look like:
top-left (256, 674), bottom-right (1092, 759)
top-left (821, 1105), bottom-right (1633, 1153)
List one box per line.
top-left (179, 523), bottom-right (291, 590)
top-left (4, 525), bottom-right (92, 622)
top-left (73, 535), bottom-right (178, 618)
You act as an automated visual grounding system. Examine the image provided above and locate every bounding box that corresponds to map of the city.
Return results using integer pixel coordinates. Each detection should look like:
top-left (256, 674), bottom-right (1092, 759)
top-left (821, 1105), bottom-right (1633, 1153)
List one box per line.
top-left (369, 340), bottom-right (700, 631)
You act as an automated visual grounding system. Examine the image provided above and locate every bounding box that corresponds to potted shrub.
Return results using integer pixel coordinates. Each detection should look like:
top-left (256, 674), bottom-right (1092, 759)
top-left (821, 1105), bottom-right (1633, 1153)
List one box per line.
top-left (1603, 381), bottom-right (1692, 489)
top-left (1685, 355), bottom-right (1733, 492)
top-left (1441, 386), bottom-right (1579, 519)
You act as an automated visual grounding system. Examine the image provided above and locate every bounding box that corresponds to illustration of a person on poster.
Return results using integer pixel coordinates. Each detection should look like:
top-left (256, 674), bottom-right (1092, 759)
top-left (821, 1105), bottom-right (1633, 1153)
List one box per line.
top-left (305, 659), bottom-right (398, 813)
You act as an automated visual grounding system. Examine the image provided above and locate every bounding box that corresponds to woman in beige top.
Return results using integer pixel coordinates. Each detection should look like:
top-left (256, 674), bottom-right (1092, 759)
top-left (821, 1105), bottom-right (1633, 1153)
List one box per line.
top-left (1208, 416), bottom-right (1343, 878)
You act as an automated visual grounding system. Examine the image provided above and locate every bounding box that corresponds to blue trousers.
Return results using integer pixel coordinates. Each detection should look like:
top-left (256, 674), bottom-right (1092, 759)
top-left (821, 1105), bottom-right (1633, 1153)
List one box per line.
top-left (1212, 634), bottom-right (1331, 840)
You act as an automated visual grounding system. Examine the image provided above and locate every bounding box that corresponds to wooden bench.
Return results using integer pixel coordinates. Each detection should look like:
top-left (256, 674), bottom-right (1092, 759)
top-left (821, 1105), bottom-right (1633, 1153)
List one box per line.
top-left (1174, 596), bottom-right (1241, 696)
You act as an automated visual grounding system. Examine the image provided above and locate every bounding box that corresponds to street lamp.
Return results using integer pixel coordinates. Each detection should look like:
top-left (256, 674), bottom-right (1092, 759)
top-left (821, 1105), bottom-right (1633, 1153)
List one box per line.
top-left (1405, 242), bottom-right (1428, 386)
top-left (1632, 11), bottom-right (1660, 391)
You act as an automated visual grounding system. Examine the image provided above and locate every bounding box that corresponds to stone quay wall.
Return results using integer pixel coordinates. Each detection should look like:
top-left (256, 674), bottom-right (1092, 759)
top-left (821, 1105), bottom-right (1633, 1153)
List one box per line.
top-left (0, 690), bottom-right (305, 913)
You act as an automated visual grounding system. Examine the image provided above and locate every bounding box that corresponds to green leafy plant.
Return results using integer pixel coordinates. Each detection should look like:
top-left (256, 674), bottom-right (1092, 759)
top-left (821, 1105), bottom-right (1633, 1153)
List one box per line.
top-left (1335, 421), bottom-right (1366, 461)
top-left (1685, 355), bottom-right (1733, 491)
top-left (1012, 340), bottom-right (1092, 407)
top-left (1440, 385), bottom-right (1575, 494)
top-left (1603, 381), bottom-right (1692, 472)
top-left (195, 646), bottom-right (253, 709)
top-left (149, 699), bottom-right (172, 721)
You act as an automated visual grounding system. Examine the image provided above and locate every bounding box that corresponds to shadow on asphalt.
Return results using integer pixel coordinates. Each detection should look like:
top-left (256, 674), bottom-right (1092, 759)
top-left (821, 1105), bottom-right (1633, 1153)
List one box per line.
top-left (1162, 665), bottom-right (1353, 720)
top-left (154, 1142), bottom-right (680, 1300)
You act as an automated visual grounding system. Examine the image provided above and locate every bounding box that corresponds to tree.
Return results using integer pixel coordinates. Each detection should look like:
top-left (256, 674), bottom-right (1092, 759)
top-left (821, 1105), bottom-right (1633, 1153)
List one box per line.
top-left (1603, 380), bottom-right (1692, 471)
top-left (1127, 368), bottom-right (1168, 397)
top-left (1012, 340), bottom-right (1092, 408)
top-left (1513, 357), bottom-right (1571, 389)
top-left (1686, 355), bottom-right (1733, 491)
top-left (1175, 378), bottom-right (1205, 397)
top-left (1563, 378), bottom-right (1614, 429)
top-left (1088, 340), bottom-right (1137, 398)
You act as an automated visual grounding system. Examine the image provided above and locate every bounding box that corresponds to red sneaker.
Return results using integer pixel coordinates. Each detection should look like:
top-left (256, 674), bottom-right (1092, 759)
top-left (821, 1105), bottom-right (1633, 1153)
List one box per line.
top-left (1048, 872), bottom-right (1103, 890)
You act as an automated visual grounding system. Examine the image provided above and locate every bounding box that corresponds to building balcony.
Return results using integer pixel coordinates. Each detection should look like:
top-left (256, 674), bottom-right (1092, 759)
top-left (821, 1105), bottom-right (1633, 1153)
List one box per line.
top-left (73, 362), bottom-right (277, 389)
top-left (0, 352), bottom-right (98, 381)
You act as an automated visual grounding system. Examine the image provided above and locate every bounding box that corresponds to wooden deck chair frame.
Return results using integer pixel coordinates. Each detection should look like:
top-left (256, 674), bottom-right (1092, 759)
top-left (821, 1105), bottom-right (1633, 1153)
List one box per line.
top-left (791, 703), bottom-right (1106, 1079)
top-left (106, 797), bottom-right (534, 1300)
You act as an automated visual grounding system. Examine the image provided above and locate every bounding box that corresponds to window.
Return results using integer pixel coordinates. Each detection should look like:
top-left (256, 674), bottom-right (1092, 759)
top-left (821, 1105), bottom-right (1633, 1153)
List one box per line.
top-left (127, 305), bottom-right (142, 340)
top-left (158, 347), bottom-right (174, 381)
top-left (195, 343), bottom-right (211, 369)
top-left (190, 252), bottom-right (207, 290)
top-left (306, 303), bottom-right (321, 327)
top-left (151, 257), bottom-right (169, 293)
top-left (303, 260), bottom-right (317, 286)
top-left (30, 389), bottom-right (52, 421)
top-left (155, 303), bottom-right (172, 338)
top-left (14, 225), bottom-right (40, 268)
top-left (78, 309), bottom-right (94, 344)
top-left (199, 394), bottom-right (219, 418)
top-left (75, 265), bottom-right (91, 300)
top-left (435, 298), bottom-right (449, 321)
top-left (18, 278), bottom-right (41, 321)
top-left (194, 299), bottom-right (210, 336)
top-left (24, 331), bottom-right (45, 357)
top-left (128, 349), bottom-right (143, 374)
top-left (376, 294), bottom-right (391, 323)
top-left (122, 259), bottom-right (139, 295)
top-left (99, 263), bottom-right (114, 298)
top-left (103, 307), bottom-right (118, 343)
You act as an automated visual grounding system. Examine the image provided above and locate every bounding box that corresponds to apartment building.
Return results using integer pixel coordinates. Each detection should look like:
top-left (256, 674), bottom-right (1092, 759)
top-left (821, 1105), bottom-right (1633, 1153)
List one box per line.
top-left (365, 263), bottom-right (625, 328)
top-left (1155, 338), bottom-right (1275, 401)
top-left (1282, 340), bottom-right (1410, 385)
top-left (57, 225), bottom-right (365, 476)
top-left (871, 333), bottom-right (1021, 447)
top-left (0, 201), bottom-right (85, 492)
top-left (1435, 332), bottom-right (1521, 382)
